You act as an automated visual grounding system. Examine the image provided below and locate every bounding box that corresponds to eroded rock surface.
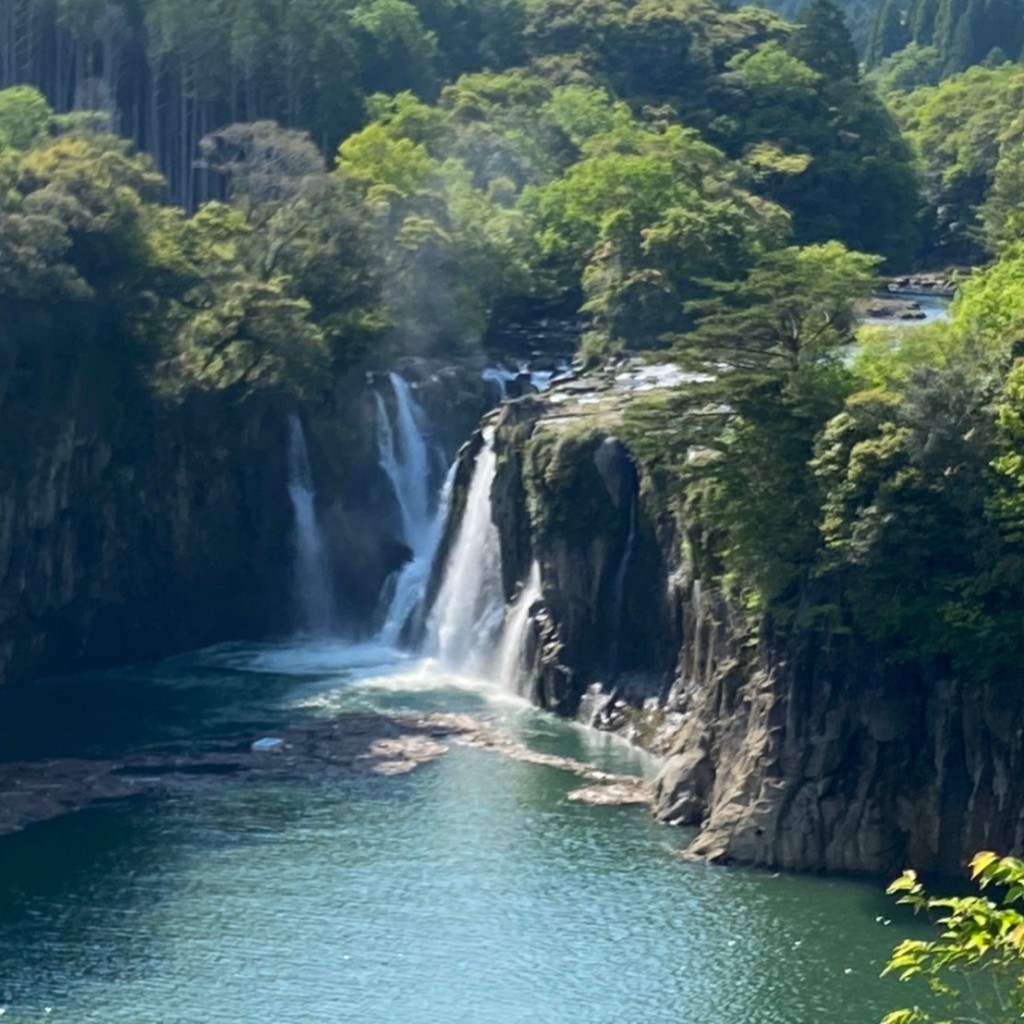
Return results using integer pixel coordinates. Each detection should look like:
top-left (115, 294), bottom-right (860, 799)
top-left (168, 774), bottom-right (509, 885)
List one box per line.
top-left (477, 364), bottom-right (1024, 877)
top-left (0, 711), bottom-right (649, 836)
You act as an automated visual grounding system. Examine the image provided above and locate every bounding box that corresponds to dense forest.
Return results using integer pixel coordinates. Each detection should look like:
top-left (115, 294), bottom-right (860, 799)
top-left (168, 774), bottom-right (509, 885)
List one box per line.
top-left (863, 0), bottom-right (1024, 76)
top-left (2, 0), bottom-right (1024, 684)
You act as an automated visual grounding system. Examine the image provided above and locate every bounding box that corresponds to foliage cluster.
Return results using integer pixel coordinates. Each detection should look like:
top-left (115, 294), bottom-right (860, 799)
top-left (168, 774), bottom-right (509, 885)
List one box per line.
top-left (622, 205), bottom-right (1024, 677)
top-left (0, 0), bottom-right (924, 377)
top-left (887, 62), bottom-right (1024, 261)
top-left (882, 852), bottom-right (1024, 1024)
top-left (0, 90), bottom-right (343, 408)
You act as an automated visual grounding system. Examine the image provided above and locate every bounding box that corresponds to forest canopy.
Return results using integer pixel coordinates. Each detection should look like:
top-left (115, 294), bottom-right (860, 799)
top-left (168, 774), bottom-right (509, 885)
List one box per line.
top-left (3, 0), bottom-right (1024, 682)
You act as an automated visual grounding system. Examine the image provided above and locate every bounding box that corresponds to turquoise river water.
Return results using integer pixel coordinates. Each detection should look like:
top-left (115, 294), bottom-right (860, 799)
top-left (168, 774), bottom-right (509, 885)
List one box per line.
top-left (0, 641), bottom-right (925, 1023)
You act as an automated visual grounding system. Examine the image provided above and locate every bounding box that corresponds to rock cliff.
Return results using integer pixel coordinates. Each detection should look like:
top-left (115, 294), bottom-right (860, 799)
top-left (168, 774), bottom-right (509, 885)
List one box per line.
top-left (477, 369), bottom-right (1024, 876)
top-left (0, 312), bottom-right (489, 688)
top-left (432, 374), bottom-right (679, 715)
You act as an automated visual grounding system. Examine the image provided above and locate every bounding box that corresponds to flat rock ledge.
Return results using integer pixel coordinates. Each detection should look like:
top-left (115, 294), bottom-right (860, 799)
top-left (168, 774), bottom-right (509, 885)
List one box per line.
top-left (0, 711), bottom-right (649, 836)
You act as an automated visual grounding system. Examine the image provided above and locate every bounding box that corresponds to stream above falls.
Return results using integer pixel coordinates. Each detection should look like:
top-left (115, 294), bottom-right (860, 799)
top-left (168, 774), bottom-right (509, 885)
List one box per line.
top-left (0, 640), bottom-right (924, 1024)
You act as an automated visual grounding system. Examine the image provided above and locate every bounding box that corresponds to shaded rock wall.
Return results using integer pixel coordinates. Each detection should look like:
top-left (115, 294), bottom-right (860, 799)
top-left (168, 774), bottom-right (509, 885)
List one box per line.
top-left (0, 350), bottom-right (295, 687)
top-left (652, 573), bottom-right (1024, 875)
top-left (481, 378), bottom-right (1024, 876)
top-left (440, 395), bottom-right (680, 715)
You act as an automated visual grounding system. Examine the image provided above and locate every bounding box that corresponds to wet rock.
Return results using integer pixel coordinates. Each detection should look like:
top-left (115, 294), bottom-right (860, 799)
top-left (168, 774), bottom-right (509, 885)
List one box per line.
top-left (568, 780), bottom-right (650, 806)
top-left (0, 710), bottom-right (651, 836)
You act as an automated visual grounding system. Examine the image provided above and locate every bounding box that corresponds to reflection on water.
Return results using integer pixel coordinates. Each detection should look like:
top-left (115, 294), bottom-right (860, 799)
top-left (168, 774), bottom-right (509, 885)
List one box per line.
top-left (0, 643), bottom-right (921, 1023)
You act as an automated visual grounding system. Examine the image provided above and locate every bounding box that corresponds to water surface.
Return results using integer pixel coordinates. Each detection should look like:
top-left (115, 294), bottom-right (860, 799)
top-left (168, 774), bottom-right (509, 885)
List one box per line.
top-left (0, 643), bottom-right (921, 1023)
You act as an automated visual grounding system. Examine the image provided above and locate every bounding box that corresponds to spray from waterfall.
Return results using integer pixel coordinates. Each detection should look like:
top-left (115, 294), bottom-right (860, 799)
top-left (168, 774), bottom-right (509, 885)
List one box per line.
top-left (496, 561), bottom-right (542, 696)
top-left (286, 415), bottom-right (335, 635)
top-left (426, 429), bottom-right (505, 671)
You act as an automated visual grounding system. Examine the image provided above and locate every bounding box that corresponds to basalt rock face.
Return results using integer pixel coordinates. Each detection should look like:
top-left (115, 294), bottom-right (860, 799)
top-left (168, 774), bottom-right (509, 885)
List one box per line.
top-left (651, 580), bottom-right (1024, 875)
top-left (484, 392), bottom-right (678, 716)
top-left (0, 366), bottom-right (294, 688)
top-left (483, 375), bottom-right (1024, 876)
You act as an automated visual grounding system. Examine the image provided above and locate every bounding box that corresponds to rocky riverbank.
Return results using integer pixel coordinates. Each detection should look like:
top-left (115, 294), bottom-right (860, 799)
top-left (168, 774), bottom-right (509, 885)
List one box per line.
top-left (0, 710), bottom-right (647, 837)
top-left (460, 364), bottom-right (1024, 877)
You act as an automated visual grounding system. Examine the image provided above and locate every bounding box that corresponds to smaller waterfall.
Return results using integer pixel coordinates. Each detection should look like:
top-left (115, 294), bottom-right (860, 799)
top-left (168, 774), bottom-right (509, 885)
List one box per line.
top-left (286, 415), bottom-right (335, 635)
top-left (375, 372), bottom-right (433, 553)
top-left (378, 463), bottom-right (456, 646)
top-left (496, 561), bottom-right (542, 696)
top-left (608, 496), bottom-right (637, 675)
top-left (426, 429), bottom-right (505, 671)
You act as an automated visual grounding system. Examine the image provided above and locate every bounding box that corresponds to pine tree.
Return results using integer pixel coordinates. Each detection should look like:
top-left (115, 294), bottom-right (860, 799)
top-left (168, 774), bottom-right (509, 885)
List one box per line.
top-left (944, 0), bottom-right (985, 74)
top-left (789, 0), bottom-right (860, 80)
top-left (908, 0), bottom-right (939, 43)
top-left (933, 0), bottom-right (968, 61)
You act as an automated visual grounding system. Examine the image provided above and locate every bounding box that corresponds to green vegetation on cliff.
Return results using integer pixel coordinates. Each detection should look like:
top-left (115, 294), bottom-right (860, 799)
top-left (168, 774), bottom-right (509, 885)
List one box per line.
top-left (2, 0), bottom-right (1024, 699)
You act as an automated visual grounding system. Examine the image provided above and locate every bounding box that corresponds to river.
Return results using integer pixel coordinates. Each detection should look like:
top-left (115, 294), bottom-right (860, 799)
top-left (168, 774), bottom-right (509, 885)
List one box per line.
top-left (0, 640), bottom-right (922, 1024)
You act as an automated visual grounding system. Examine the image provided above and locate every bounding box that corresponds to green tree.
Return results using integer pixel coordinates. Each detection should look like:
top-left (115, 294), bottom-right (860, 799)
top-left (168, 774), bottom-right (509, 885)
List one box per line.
top-left (867, 0), bottom-right (910, 65)
top-left (628, 242), bottom-right (880, 608)
top-left (0, 86), bottom-right (53, 151)
top-left (882, 852), bottom-right (1024, 1024)
top-left (981, 112), bottom-right (1024, 250)
top-left (789, 0), bottom-right (860, 80)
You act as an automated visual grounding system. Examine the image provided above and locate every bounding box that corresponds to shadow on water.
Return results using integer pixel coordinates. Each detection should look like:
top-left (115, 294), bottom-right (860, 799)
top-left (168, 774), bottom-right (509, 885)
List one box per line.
top-left (0, 797), bottom-right (173, 1001)
top-left (0, 651), bottom-right (341, 763)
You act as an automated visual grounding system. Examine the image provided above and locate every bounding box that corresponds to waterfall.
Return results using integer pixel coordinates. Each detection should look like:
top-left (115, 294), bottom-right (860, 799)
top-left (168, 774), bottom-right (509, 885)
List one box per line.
top-left (426, 429), bottom-right (505, 671)
top-left (375, 372), bottom-right (433, 554)
top-left (286, 415), bottom-right (335, 635)
top-left (378, 463), bottom-right (456, 646)
top-left (608, 496), bottom-right (637, 675)
top-left (496, 561), bottom-right (542, 697)
top-left (374, 373), bottom-right (453, 645)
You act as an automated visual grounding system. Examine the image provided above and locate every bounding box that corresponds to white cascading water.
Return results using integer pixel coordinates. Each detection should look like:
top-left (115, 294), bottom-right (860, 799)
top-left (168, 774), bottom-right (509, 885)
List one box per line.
top-left (375, 373), bottom-right (453, 644)
top-left (286, 415), bottom-right (335, 635)
top-left (378, 463), bottom-right (456, 645)
top-left (426, 429), bottom-right (505, 671)
top-left (376, 373), bottom-right (433, 551)
top-left (608, 495), bottom-right (637, 675)
top-left (481, 361), bottom-right (570, 400)
top-left (496, 560), bottom-right (542, 696)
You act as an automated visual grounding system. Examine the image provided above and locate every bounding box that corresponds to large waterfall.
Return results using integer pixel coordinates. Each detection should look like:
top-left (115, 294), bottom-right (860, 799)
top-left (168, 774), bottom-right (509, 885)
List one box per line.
top-left (375, 374), bottom-right (542, 691)
top-left (426, 429), bottom-right (505, 672)
top-left (286, 415), bottom-right (335, 635)
top-left (374, 373), bottom-right (451, 644)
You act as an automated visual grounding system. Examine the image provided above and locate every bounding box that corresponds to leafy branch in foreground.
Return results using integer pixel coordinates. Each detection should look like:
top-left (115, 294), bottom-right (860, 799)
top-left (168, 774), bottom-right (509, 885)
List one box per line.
top-left (882, 851), bottom-right (1024, 1024)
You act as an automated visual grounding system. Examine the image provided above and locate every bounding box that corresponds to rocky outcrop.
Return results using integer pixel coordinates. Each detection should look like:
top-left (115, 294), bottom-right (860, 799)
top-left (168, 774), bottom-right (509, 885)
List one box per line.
top-left (0, 313), bottom-right (295, 687)
top-left (482, 368), bottom-right (1024, 877)
top-left (651, 582), bottom-right (1024, 876)
top-left (0, 383), bottom-right (310, 686)
top-left (468, 379), bottom-right (678, 715)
